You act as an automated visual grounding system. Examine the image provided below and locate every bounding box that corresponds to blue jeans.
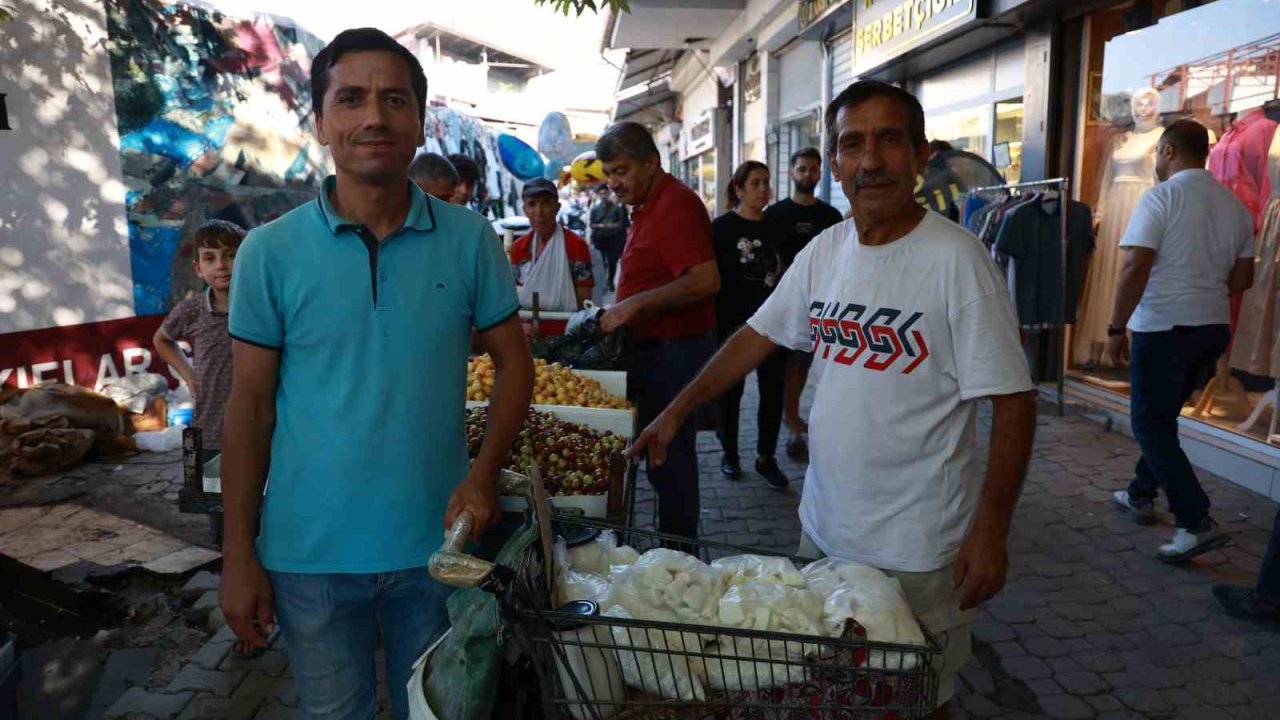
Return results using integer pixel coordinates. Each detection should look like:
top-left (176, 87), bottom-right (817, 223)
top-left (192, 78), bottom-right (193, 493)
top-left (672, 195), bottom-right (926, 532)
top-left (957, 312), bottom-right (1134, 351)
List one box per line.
top-left (269, 568), bottom-right (452, 720)
top-left (1260, 507), bottom-right (1280, 606)
top-left (631, 333), bottom-right (715, 539)
top-left (1126, 325), bottom-right (1230, 530)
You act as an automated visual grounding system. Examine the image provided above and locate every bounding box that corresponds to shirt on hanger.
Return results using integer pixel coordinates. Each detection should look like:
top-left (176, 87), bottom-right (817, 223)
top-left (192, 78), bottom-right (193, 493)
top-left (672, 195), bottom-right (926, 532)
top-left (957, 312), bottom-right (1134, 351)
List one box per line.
top-left (993, 197), bottom-right (1095, 325)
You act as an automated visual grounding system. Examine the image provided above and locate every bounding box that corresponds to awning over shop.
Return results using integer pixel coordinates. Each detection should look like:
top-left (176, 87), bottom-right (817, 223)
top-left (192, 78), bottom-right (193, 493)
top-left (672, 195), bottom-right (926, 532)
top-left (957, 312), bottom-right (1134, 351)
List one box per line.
top-left (606, 0), bottom-right (743, 50)
top-left (613, 49), bottom-right (679, 122)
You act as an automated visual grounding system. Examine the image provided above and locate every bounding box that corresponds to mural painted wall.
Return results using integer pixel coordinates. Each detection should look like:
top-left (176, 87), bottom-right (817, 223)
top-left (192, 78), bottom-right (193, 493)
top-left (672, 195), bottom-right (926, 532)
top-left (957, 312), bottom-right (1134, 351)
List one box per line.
top-left (0, 0), bottom-right (526, 390)
top-left (104, 0), bottom-right (331, 314)
top-left (0, 0), bottom-right (329, 389)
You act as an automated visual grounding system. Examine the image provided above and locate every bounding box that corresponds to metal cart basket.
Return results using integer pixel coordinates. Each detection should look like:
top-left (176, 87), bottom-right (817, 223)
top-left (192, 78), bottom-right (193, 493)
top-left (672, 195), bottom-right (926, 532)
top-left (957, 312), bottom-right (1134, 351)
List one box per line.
top-left (439, 514), bottom-right (941, 720)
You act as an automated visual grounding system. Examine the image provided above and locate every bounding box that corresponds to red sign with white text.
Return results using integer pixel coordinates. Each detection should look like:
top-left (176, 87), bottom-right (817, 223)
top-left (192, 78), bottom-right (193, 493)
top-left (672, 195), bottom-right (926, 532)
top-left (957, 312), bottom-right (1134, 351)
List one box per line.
top-left (0, 316), bottom-right (185, 391)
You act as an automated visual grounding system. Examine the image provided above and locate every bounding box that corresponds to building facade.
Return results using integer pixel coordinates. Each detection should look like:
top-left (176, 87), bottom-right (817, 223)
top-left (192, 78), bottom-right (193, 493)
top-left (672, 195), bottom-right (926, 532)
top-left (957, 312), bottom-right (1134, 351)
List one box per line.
top-left (607, 0), bottom-right (1280, 500)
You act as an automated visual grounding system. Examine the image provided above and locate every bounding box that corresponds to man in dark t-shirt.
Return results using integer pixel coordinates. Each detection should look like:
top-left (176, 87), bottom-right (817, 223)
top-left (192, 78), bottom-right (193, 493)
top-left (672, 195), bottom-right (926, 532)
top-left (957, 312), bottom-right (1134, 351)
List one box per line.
top-left (763, 147), bottom-right (844, 460)
top-left (589, 186), bottom-right (629, 291)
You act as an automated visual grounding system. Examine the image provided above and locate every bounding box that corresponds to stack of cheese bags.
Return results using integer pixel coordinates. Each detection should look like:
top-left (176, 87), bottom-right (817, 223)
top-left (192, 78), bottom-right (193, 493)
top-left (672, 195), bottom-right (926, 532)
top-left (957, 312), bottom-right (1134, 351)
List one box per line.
top-left (555, 540), bottom-right (927, 698)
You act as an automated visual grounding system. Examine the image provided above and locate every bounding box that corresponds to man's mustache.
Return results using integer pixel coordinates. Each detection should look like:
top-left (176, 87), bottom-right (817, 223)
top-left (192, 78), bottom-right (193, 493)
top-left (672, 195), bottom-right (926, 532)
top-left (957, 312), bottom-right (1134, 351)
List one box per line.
top-left (854, 171), bottom-right (897, 189)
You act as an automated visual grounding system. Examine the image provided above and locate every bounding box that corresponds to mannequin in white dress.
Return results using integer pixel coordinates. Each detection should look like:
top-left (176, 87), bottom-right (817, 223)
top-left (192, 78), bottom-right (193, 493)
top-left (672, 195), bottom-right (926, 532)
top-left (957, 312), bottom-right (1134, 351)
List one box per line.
top-left (1074, 88), bottom-right (1164, 367)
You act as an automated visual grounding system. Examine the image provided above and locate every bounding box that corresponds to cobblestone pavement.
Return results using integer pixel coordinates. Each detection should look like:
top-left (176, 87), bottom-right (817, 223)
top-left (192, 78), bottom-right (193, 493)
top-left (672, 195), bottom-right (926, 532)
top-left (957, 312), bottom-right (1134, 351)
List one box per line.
top-left (0, 448), bottom-right (210, 548)
top-left (93, 378), bottom-right (1280, 719)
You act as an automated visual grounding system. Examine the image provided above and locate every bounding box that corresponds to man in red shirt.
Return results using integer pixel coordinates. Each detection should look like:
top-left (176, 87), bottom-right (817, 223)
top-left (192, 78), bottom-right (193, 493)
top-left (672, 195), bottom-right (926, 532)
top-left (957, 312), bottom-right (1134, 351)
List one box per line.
top-left (509, 178), bottom-right (594, 312)
top-left (598, 122), bottom-right (720, 538)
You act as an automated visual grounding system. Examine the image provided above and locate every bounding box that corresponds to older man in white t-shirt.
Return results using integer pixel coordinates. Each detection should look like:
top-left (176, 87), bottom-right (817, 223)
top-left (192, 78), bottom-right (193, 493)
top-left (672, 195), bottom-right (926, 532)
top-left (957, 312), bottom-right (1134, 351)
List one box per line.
top-left (629, 81), bottom-right (1037, 717)
top-left (1106, 119), bottom-right (1255, 563)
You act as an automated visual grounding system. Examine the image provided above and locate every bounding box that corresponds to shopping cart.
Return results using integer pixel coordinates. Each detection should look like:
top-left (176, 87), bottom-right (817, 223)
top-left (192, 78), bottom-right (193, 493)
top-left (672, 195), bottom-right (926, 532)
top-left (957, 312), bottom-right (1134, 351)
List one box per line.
top-left (430, 511), bottom-right (941, 720)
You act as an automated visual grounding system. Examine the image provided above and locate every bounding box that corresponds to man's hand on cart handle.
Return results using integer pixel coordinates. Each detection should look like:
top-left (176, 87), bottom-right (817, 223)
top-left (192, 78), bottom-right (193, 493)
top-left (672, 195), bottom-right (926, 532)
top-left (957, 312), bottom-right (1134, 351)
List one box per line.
top-left (445, 466), bottom-right (500, 543)
top-left (952, 524), bottom-right (1009, 611)
top-left (628, 406), bottom-right (685, 468)
top-left (220, 555), bottom-right (276, 650)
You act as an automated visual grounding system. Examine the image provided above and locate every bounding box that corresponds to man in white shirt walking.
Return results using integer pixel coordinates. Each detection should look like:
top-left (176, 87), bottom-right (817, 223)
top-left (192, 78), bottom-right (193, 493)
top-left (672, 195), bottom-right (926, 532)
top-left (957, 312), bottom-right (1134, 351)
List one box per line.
top-left (629, 80), bottom-right (1037, 718)
top-left (1107, 119), bottom-right (1255, 562)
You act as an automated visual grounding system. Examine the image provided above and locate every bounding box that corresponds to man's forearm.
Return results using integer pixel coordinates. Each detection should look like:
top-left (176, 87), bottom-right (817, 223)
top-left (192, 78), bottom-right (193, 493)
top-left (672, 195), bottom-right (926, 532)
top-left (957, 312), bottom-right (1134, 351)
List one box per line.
top-left (474, 353), bottom-right (533, 477)
top-left (1109, 266), bottom-right (1151, 330)
top-left (625, 270), bottom-right (714, 319)
top-left (668, 326), bottom-right (780, 419)
top-left (973, 392), bottom-right (1037, 539)
top-left (220, 396), bottom-right (274, 559)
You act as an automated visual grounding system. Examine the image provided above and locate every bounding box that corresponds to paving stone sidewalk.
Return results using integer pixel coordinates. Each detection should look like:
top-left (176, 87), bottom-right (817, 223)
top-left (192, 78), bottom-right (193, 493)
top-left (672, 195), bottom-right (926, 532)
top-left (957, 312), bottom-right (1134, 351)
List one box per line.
top-left (104, 380), bottom-right (1280, 719)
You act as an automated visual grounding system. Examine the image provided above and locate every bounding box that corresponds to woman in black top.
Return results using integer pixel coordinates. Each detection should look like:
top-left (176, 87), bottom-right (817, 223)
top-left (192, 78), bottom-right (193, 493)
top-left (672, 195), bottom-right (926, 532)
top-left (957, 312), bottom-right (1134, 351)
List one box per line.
top-left (711, 161), bottom-right (789, 489)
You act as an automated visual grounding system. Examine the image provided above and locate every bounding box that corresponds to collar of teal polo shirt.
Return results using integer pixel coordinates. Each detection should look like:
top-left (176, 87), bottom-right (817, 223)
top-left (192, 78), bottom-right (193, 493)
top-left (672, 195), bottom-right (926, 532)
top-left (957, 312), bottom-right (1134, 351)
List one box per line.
top-left (315, 175), bottom-right (437, 240)
top-left (314, 175), bottom-right (438, 306)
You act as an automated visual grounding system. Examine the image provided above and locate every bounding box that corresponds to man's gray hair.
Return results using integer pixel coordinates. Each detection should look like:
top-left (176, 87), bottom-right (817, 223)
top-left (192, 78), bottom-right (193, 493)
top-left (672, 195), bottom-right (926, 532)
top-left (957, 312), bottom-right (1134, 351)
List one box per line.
top-left (595, 122), bottom-right (660, 163)
top-left (409, 153), bottom-right (458, 184)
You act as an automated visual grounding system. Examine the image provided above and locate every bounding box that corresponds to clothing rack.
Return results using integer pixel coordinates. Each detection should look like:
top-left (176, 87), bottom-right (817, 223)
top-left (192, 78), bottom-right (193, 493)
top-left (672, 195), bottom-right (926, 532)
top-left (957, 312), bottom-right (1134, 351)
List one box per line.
top-left (963, 177), bottom-right (1072, 416)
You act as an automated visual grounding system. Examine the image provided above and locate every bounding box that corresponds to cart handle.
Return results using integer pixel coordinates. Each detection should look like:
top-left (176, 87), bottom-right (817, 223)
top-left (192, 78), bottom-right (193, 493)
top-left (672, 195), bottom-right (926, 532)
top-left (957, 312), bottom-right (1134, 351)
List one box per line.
top-left (427, 511), bottom-right (496, 588)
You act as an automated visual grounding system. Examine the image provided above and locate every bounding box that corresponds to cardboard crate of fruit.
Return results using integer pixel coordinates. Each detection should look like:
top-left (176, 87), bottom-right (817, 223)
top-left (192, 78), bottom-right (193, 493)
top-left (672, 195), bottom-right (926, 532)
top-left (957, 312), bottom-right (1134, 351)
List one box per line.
top-left (467, 356), bottom-right (634, 437)
top-left (465, 406), bottom-right (627, 518)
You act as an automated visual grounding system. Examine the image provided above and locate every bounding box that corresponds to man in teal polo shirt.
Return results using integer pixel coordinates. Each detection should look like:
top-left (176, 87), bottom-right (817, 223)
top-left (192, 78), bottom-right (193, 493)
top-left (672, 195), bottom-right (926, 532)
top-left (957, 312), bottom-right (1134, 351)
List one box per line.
top-left (218, 28), bottom-right (533, 720)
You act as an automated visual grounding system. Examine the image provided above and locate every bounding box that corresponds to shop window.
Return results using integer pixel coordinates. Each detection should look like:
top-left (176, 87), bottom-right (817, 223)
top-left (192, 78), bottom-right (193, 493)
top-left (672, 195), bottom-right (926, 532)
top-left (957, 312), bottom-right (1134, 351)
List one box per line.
top-left (768, 113), bottom-right (822, 201)
top-left (994, 100), bottom-right (1024, 184)
top-left (1068, 0), bottom-right (1280, 445)
top-left (928, 106), bottom-right (991, 157)
top-left (682, 151), bottom-right (718, 217)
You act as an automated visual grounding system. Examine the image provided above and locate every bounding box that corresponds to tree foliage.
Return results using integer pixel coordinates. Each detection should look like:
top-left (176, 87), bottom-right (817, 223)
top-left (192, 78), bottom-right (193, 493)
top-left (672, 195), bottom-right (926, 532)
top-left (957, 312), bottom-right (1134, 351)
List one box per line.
top-left (534, 0), bottom-right (631, 17)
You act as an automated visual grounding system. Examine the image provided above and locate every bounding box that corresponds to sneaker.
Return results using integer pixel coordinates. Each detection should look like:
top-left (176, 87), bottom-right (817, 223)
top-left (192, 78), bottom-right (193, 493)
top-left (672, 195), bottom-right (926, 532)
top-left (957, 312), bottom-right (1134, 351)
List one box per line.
top-left (756, 457), bottom-right (790, 490)
top-left (721, 457), bottom-right (742, 479)
top-left (785, 432), bottom-right (809, 461)
top-left (1111, 490), bottom-right (1157, 525)
top-left (1157, 518), bottom-right (1230, 563)
top-left (1211, 584), bottom-right (1280, 625)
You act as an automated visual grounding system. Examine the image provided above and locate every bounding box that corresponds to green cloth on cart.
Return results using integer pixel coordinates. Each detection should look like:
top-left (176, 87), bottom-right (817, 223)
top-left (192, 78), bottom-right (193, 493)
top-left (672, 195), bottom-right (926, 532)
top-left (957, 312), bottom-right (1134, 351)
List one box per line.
top-left (425, 523), bottom-right (539, 720)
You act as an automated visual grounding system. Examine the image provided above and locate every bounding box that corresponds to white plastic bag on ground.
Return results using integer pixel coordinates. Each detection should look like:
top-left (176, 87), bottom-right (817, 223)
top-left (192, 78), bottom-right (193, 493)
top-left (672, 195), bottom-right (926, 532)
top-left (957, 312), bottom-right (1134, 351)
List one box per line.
top-left (610, 548), bottom-right (723, 626)
top-left (603, 604), bottom-right (707, 701)
top-left (133, 426), bottom-right (184, 453)
top-left (102, 373), bottom-right (169, 414)
top-left (712, 555), bottom-right (805, 588)
top-left (800, 557), bottom-right (895, 600)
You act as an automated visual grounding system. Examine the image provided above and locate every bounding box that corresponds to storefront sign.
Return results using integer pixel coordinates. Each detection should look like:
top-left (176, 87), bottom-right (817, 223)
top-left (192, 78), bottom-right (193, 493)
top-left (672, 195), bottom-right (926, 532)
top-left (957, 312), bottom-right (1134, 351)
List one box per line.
top-left (0, 316), bottom-right (181, 391)
top-left (684, 109), bottom-right (716, 158)
top-left (853, 0), bottom-right (979, 74)
top-left (798, 0), bottom-right (849, 34)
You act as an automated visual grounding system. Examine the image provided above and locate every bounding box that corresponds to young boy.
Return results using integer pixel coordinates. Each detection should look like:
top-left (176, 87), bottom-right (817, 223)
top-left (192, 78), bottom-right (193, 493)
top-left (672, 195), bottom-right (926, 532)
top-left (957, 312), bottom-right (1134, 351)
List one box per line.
top-left (153, 219), bottom-right (245, 450)
top-left (154, 220), bottom-right (261, 657)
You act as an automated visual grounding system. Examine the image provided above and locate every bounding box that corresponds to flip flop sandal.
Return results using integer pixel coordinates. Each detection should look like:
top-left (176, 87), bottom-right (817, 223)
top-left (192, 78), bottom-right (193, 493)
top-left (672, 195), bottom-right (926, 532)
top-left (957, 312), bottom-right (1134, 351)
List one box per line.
top-left (1158, 533), bottom-right (1231, 564)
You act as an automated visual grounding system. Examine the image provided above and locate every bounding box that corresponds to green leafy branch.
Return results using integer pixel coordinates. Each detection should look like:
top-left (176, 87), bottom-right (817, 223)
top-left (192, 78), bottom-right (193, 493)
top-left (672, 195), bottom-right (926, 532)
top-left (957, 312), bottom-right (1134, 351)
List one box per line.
top-left (534, 0), bottom-right (631, 17)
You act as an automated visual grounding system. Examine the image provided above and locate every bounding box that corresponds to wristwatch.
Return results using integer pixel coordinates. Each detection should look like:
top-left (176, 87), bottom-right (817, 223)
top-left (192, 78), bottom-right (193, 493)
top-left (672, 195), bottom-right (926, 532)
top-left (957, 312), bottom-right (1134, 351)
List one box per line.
top-left (1106, 325), bottom-right (1127, 337)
